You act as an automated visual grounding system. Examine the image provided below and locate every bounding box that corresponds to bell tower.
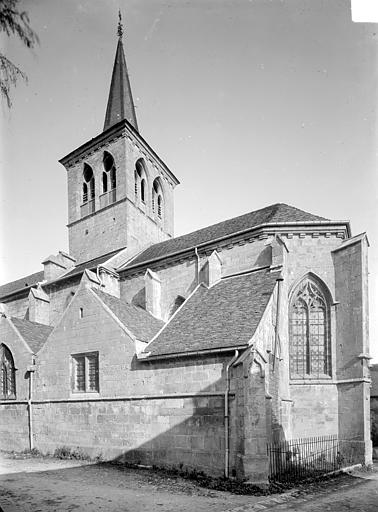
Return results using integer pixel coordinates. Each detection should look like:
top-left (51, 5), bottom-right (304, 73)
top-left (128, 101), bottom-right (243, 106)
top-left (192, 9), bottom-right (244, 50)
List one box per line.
top-left (59, 13), bottom-right (179, 265)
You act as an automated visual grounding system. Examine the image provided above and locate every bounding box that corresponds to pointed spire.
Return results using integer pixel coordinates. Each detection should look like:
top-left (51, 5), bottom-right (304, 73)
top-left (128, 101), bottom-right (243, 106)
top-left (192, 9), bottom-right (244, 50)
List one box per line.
top-left (103, 11), bottom-right (138, 132)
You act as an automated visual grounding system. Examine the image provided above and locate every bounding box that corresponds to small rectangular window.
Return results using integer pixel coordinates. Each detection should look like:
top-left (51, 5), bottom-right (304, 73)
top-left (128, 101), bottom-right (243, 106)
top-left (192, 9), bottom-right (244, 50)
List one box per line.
top-left (71, 352), bottom-right (99, 393)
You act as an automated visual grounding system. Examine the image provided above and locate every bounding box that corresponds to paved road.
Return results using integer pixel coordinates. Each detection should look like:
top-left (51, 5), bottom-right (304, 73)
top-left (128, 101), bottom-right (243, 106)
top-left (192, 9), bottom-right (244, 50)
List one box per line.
top-left (0, 454), bottom-right (377, 511)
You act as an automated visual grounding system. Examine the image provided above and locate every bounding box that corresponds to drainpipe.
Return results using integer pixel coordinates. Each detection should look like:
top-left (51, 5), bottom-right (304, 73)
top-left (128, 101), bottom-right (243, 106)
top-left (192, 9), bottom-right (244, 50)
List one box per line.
top-left (225, 349), bottom-right (239, 478)
top-left (194, 247), bottom-right (200, 285)
top-left (273, 277), bottom-right (283, 370)
top-left (27, 361), bottom-right (36, 451)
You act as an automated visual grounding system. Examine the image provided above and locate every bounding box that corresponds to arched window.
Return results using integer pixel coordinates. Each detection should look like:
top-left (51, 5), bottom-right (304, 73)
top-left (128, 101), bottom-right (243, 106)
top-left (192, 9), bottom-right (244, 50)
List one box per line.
top-left (152, 178), bottom-right (163, 220)
top-left (141, 179), bottom-right (146, 202)
top-left (134, 170), bottom-right (138, 197)
top-left (81, 164), bottom-right (95, 217)
top-left (1, 344), bottom-right (16, 400)
top-left (169, 295), bottom-right (185, 317)
top-left (102, 172), bottom-right (108, 193)
top-left (100, 152), bottom-right (117, 207)
top-left (103, 152), bottom-right (116, 191)
top-left (157, 194), bottom-right (162, 218)
top-left (289, 277), bottom-right (331, 379)
top-left (82, 164), bottom-right (95, 203)
top-left (135, 159), bottom-right (148, 207)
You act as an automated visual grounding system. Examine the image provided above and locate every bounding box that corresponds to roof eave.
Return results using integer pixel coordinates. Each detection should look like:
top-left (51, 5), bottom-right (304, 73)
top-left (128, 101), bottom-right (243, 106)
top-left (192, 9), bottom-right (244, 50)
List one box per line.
top-left (138, 344), bottom-right (249, 361)
top-left (119, 220), bottom-right (351, 274)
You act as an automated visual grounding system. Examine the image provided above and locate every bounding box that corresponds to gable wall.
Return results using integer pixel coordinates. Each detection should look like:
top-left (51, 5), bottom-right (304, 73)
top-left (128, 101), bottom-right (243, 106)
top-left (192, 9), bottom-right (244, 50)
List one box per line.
top-left (29, 286), bottom-right (235, 476)
top-left (46, 278), bottom-right (81, 326)
top-left (2, 295), bottom-right (30, 319)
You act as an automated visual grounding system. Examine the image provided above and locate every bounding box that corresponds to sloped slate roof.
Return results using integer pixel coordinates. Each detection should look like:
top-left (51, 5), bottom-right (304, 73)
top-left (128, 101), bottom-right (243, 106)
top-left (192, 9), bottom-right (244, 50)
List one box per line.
top-left (121, 203), bottom-right (328, 270)
top-left (59, 249), bottom-right (123, 280)
top-left (0, 271), bottom-right (44, 299)
top-left (145, 268), bottom-right (278, 357)
top-left (93, 289), bottom-right (164, 342)
top-left (11, 317), bottom-right (53, 354)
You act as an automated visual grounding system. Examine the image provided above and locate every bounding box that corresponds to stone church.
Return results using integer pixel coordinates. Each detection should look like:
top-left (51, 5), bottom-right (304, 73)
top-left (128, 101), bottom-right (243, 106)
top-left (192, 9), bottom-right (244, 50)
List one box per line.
top-left (0, 21), bottom-right (372, 483)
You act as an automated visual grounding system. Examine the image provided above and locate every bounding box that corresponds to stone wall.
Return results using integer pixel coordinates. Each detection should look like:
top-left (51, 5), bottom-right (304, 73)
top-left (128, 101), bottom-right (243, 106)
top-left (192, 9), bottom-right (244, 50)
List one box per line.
top-left (2, 294), bottom-right (30, 319)
top-left (32, 394), bottom-right (228, 476)
top-left (0, 403), bottom-right (29, 452)
top-left (24, 285), bottom-right (238, 476)
top-left (290, 384), bottom-right (339, 438)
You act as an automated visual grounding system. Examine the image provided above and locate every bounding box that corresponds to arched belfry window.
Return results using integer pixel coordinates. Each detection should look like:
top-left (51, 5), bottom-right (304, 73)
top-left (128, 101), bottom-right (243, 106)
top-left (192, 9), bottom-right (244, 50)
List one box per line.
top-left (135, 159), bottom-right (148, 206)
top-left (289, 277), bottom-right (331, 379)
top-left (100, 152), bottom-right (117, 208)
top-left (152, 178), bottom-right (163, 220)
top-left (1, 344), bottom-right (16, 400)
top-left (81, 164), bottom-right (95, 217)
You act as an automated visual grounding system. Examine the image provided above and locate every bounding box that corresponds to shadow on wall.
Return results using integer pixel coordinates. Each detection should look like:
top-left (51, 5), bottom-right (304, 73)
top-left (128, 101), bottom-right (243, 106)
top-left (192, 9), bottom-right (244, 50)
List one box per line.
top-left (25, 356), bottom-right (274, 480)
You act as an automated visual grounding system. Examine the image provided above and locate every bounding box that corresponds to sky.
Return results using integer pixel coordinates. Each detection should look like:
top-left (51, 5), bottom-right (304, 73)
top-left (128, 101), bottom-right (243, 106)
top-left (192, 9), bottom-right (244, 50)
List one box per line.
top-left (0, 0), bottom-right (377, 358)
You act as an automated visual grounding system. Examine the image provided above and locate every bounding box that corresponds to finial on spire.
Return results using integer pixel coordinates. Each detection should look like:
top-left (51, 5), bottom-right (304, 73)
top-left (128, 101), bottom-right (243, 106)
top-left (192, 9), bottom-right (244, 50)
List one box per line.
top-left (117, 10), bottom-right (123, 39)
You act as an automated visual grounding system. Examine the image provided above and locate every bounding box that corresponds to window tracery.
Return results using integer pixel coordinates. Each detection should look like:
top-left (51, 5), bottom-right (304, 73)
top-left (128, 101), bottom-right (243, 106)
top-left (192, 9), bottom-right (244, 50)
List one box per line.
top-left (289, 278), bottom-right (331, 379)
top-left (1, 344), bottom-right (16, 400)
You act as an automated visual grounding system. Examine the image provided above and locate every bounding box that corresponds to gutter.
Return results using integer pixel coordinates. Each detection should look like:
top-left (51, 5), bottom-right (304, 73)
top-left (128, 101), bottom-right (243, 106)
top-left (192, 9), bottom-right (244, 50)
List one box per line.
top-left (138, 344), bottom-right (249, 362)
top-left (224, 350), bottom-right (239, 478)
top-left (27, 362), bottom-right (36, 451)
top-left (273, 276), bottom-right (284, 369)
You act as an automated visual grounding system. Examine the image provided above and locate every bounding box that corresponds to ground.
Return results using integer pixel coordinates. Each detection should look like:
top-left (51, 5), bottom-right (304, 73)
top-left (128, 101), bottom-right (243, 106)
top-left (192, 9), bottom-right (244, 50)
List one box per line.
top-left (0, 453), bottom-right (377, 512)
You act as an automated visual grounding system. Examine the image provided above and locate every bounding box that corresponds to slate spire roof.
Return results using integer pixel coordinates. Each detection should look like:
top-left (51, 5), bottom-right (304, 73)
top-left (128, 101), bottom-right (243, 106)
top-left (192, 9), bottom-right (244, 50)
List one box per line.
top-left (103, 13), bottom-right (138, 132)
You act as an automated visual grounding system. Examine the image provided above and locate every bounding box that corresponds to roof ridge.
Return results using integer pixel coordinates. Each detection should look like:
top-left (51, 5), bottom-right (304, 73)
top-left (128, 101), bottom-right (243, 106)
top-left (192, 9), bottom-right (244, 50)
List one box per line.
top-left (119, 202), bottom-right (335, 272)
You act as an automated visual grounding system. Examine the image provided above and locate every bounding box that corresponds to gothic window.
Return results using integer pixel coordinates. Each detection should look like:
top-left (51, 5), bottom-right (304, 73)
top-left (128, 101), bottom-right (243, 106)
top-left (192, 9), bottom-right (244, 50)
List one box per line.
top-left (289, 278), bottom-right (331, 379)
top-left (1, 344), bottom-right (16, 400)
top-left (82, 164), bottom-right (95, 203)
top-left (141, 179), bottom-right (146, 202)
top-left (71, 352), bottom-right (99, 393)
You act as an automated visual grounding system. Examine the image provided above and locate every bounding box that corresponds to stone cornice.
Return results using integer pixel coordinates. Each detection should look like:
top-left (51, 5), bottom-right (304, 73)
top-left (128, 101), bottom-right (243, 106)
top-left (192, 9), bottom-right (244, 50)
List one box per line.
top-left (59, 119), bottom-right (179, 187)
top-left (120, 221), bottom-right (350, 278)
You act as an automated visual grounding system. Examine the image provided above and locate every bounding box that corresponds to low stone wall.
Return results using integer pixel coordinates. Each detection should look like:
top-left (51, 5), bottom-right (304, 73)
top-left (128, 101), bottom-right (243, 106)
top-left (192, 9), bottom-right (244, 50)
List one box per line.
top-left (3, 394), bottom-right (230, 477)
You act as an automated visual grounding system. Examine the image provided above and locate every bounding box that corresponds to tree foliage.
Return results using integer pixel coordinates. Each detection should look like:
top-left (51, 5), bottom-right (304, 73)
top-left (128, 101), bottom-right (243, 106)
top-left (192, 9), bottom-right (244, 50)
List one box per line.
top-left (0, 0), bottom-right (39, 108)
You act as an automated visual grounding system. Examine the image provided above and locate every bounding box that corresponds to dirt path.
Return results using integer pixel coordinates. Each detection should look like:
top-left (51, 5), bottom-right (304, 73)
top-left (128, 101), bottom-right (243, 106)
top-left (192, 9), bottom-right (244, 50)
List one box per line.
top-left (0, 454), bottom-right (261, 512)
top-left (1, 454), bottom-right (377, 512)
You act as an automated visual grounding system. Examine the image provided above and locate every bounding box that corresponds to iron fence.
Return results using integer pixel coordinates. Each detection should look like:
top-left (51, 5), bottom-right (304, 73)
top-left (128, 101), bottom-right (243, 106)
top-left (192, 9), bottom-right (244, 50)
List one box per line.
top-left (267, 435), bottom-right (365, 482)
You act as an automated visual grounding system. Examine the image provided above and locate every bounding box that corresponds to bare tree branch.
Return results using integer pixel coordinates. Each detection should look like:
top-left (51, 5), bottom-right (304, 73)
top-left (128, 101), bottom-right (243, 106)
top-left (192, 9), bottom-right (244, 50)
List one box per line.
top-left (0, 0), bottom-right (38, 108)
